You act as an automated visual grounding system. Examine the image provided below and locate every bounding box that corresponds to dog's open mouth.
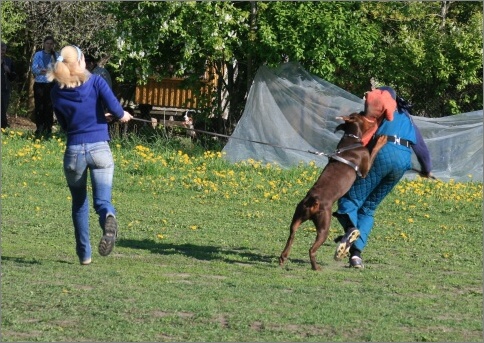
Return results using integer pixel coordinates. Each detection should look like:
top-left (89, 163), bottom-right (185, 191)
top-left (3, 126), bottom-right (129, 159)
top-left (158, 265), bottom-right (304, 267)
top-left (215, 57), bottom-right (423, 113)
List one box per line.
top-left (362, 116), bottom-right (376, 123)
top-left (335, 115), bottom-right (376, 123)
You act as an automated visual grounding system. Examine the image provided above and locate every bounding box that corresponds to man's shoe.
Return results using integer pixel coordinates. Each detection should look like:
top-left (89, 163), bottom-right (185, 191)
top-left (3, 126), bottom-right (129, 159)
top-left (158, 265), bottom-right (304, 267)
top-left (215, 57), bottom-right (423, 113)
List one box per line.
top-left (334, 227), bottom-right (360, 261)
top-left (98, 215), bottom-right (118, 256)
top-left (349, 256), bottom-right (364, 269)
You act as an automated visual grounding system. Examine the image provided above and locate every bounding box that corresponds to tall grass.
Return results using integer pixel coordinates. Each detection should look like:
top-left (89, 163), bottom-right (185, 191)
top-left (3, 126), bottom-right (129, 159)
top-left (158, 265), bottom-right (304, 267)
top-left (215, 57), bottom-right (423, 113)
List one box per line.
top-left (1, 128), bottom-right (482, 342)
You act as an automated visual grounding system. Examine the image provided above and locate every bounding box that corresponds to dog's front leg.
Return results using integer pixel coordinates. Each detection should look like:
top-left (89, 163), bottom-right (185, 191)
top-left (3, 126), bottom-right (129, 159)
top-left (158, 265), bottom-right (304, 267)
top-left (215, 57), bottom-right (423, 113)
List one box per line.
top-left (367, 135), bottom-right (388, 171)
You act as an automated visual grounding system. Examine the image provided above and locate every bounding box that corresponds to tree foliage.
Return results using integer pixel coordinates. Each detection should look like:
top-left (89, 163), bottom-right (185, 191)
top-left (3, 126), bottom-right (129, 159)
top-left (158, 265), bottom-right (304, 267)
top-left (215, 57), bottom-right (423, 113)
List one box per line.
top-left (360, 1), bottom-right (483, 116)
top-left (105, 1), bottom-right (252, 130)
top-left (1, 1), bottom-right (117, 110)
top-left (1, 1), bottom-right (481, 125)
top-left (1, 1), bottom-right (117, 66)
top-left (256, 1), bottom-right (381, 92)
top-left (107, 1), bottom-right (481, 121)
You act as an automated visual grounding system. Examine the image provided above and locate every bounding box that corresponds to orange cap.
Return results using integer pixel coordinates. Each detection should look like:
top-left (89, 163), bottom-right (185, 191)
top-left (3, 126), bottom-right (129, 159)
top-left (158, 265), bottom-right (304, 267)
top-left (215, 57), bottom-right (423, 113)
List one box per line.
top-left (364, 89), bottom-right (396, 121)
top-left (361, 89), bottom-right (396, 145)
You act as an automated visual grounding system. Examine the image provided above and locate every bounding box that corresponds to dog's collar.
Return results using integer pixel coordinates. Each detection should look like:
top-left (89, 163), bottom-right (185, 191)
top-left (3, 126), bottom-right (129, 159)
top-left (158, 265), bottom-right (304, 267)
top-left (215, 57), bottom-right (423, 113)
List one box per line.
top-left (344, 133), bottom-right (361, 141)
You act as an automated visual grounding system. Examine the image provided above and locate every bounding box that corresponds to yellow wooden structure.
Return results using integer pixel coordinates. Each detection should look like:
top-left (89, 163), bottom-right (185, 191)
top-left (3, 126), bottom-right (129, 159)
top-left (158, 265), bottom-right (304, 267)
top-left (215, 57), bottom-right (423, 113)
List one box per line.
top-left (134, 68), bottom-right (218, 109)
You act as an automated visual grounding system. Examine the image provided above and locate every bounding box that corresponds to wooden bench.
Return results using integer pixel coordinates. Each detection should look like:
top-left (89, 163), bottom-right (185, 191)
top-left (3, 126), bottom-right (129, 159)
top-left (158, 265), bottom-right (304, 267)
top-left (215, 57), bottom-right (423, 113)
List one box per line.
top-left (112, 80), bottom-right (201, 137)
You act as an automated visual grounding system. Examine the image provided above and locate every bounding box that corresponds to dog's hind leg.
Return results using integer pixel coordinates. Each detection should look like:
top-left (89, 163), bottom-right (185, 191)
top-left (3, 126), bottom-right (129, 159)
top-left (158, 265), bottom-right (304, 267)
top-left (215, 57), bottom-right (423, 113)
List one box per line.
top-left (279, 217), bottom-right (303, 267)
top-left (308, 210), bottom-right (331, 271)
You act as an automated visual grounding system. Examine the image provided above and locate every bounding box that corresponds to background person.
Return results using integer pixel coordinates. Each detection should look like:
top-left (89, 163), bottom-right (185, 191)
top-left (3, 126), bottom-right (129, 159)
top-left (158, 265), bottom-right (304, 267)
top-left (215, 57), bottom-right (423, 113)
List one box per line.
top-left (1, 41), bottom-right (17, 129)
top-left (31, 35), bottom-right (58, 136)
top-left (333, 86), bottom-right (433, 269)
top-left (84, 54), bottom-right (112, 89)
top-left (47, 45), bottom-right (132, 265)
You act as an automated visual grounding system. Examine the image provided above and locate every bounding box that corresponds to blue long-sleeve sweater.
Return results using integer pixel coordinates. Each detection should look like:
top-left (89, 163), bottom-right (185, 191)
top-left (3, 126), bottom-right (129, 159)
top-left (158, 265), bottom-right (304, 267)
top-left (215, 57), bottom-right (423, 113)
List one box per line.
top-left (376, 109), bottom-right (432, 174)
top-left (51, 74), bottom-right (124, 145)
top-left (409, 115), bottom-right (432, 174)
top-left (32, 50), bottom-right (59, 83)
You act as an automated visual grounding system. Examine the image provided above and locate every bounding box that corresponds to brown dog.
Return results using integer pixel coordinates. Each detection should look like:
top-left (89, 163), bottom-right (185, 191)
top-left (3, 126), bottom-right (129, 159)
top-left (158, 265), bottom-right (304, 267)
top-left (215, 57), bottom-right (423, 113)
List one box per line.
top-left (279, 112), bottom-right (387, 270)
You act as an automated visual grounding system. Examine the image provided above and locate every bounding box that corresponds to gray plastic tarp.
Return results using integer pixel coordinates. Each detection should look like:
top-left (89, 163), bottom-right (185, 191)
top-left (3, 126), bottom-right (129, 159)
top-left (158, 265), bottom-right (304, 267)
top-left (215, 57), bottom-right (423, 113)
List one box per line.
top-left (222, 63), bottom-right (483, 182)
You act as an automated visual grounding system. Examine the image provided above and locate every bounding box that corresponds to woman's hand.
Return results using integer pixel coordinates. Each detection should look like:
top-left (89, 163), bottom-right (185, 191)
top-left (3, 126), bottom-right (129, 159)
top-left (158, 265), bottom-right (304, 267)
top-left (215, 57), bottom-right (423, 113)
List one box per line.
top-left (105, 111), bottom-right (133, 123)
top-left (119, 111), bottom-right (133, 123)
top-left (419, 171), bottom-right (437, 180)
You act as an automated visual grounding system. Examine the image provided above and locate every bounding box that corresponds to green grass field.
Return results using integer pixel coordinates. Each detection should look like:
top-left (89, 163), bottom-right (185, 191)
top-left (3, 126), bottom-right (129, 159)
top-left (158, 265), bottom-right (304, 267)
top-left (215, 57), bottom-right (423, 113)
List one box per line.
top-left (1, 128), bottom-right (482, 342)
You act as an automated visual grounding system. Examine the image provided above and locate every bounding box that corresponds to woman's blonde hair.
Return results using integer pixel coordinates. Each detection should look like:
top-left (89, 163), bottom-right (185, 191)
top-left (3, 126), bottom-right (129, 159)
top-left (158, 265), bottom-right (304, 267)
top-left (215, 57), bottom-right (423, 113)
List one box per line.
top-left (47, 45), bottom-right (90, 88)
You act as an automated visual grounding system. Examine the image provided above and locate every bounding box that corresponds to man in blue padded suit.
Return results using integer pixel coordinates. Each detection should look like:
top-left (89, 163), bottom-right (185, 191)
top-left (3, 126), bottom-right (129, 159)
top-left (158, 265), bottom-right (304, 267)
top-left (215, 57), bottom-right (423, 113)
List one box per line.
top-left (333, 86), bottom-right (433, 268)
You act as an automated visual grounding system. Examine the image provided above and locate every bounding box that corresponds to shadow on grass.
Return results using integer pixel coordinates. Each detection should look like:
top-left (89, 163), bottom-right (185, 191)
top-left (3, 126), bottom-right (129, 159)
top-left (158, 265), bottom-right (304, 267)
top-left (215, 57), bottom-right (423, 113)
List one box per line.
top-left (116, 238), bottom-right (308, 266)
top-left (1, 256), bottom-right (43, 265)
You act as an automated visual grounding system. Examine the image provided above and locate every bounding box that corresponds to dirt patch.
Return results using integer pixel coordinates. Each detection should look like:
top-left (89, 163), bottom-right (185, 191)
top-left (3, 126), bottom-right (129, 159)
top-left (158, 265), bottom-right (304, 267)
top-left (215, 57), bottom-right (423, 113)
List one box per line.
top-left (6, 115), bottom-right (36, 130)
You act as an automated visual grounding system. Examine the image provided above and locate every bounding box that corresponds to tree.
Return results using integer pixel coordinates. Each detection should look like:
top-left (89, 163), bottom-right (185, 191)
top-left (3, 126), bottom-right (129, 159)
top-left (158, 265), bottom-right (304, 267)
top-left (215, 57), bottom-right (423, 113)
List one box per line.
top-left (106, 1), bottom-right (253, 132)
top-left (359, 1), bottom-right (483, 116)
top-left (1, 1), bottom-right (117, 113)
top-left (106, 1), bottom-right (383, 129)
top-left (255, 1), bottom-right (382, 94)
top-left (2, 1), bottom-right (481, 123)
top-left (108, 1), bottom-right (481, 127)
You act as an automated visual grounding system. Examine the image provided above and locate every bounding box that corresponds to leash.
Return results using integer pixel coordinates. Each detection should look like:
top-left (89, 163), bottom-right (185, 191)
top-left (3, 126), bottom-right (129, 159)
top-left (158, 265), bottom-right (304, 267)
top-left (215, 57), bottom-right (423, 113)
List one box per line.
top-left (128, 115), bottom-right (340, 157)
top-left (128, 115), bottom-right (366, 175)
top-left (129, 117), bottom-right (158, 124)
top-left (126, 117), bottom-right (438, 180)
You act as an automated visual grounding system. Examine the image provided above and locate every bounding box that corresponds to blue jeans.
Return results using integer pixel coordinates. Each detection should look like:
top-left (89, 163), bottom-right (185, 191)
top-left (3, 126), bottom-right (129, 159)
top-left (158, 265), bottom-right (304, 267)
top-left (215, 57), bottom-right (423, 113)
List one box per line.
top-left (63, 142), bottom-right (116, 262)
top-left (335, 144), bottom-right (412, 253)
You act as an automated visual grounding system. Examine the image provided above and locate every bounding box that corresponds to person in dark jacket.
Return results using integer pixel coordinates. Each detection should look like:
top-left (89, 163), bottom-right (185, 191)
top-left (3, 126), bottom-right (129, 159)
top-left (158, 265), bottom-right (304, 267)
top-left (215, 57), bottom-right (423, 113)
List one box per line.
top-left (47, 45), bottom-right (132, 265)
top-left (1, 41), bottom-right (17, 129)
top-left (333, 86), bottom-right (433, 269)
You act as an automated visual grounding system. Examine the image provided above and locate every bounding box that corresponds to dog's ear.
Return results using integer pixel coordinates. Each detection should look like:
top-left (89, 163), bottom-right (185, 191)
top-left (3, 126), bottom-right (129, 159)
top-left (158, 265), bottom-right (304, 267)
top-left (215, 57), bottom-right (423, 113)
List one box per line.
top-left (334, 115), bottom-right (350, 132)
top-left (334, 123), bottom-right (346, 133)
